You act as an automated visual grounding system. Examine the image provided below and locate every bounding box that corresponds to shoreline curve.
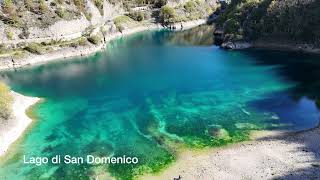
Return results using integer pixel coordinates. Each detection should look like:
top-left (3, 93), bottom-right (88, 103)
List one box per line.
top-left (0, 91), bottom-right (40, 157)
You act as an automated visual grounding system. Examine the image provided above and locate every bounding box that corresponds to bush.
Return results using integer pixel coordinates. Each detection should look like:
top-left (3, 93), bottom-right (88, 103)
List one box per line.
top-left (39, 0), bottom-right (48, 14)
top-left (73, 0), bottom-right (85, 11)
top-left (184, 1), bottom-right (197, 13)
top-left (160, 5), bottom-right (176, 24)
top-left (3, 0), bottom-right (15, 14)
top-left (128, 11), bottom-right (144, 22)
top-left (70, 37), bottom-right (87, 47)
top-left (6, 30), bottom-right (14, 40)
top-left (114, 15), bottom-right (133, 31)
top-left (55, 0), bottom-right (64, 5)
top-left (84, 12), bottom-right (92, 21)
top-left (55, 7), bottom-right (67, 18)
top-left (5, 13), bottom-right (22, 27)
top-left (223, 18), bottom-right (240, 34)
top-left (24, 43), bottom-right (45, 54)
top-left (77, 37), bottom-right (87, 46)
top-left (0, 83), bottom-right (13, 120)
top-left (87, 34), bottom-right (102, 45)
top-left (24, 0), bottom-right (34, 11)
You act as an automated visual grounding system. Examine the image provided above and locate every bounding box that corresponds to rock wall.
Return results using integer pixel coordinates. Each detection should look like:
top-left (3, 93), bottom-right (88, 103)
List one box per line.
top-left (167, 0), bottom-right (215, 7)
top-left (0, 17), bottom-right (90, 47)
top-left (0, 0), bottom-right (125, 46)
top-left (167, 0), bottom-right (190, 7)
top-left (28, 16), bottom-right (90, 39)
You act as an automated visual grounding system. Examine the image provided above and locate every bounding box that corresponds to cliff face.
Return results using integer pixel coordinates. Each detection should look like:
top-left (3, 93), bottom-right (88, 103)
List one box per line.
top-left (0, 0), bottom-right (123, 45)
top-left (0, 0), bottom-right (216, 47)
top-left (0, 0), bottom-right (216, 68)
top-left (215, 0), bottom-right (320, 47)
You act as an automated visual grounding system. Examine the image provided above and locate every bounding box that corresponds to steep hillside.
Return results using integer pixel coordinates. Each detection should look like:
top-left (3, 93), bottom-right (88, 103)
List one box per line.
top-left (0, 0), bottom-right (216, 63)
top-left (215, 0), bottom-right (320, 47)
top-left (0, 0), bottom-right (215, 42)
top-left (0, 0), bottom-right (124, 42)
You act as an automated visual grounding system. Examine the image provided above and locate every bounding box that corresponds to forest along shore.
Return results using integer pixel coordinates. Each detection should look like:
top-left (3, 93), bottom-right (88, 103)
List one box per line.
top-left (142, 128), bottom-right (320, 180)
top-left (0, 91), bottom-right (40, 157)
top-left (0, 19), bottom-right (206, 71)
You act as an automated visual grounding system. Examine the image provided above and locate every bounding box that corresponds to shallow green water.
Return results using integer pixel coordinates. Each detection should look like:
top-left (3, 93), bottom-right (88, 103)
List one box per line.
top-left (1, 26), bottom-right (320, 179)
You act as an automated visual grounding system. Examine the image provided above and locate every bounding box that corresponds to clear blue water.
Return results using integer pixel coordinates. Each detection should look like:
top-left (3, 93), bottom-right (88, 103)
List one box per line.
top-left (0, 26), bottom-right (319, 179)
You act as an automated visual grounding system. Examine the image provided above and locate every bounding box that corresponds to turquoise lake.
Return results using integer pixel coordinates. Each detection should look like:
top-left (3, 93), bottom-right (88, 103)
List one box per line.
top-left (0, 26), bottom-right (320, 179)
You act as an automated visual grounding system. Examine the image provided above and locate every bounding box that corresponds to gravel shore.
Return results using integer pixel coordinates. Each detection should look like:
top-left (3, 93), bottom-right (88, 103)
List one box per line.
top-left (142, 128), bottom-right (320, 180)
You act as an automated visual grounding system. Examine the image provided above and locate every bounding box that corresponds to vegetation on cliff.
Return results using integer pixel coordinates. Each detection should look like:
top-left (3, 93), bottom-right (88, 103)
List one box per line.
top-left (160, 0), bottom-right (215, 24)
top-left (216, 0), bottom-right (320, 46)
top-left (0, 0), bottom-right (215, 28)
top-left (0, 0), bottom-right (215, 60)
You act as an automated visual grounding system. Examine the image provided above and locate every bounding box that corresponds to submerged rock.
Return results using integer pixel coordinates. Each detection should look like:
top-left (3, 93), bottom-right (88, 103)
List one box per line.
top-left (206, 125), bottom-right (230, 140)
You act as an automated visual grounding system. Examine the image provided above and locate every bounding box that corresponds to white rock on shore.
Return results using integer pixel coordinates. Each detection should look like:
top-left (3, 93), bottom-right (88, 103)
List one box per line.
top-left (0, 91), bottom-right (40, 157)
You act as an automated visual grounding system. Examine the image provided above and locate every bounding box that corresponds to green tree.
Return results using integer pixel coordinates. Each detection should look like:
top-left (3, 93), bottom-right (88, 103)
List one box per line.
top-left (160, 5), bottom-right (176, 24)
top-left (39, 0), bottom-right (48, 14)
top-left (128, 11), bottom-right (145, 21)
top-left (223, 18), bottom-right (240, 34)
top-left (184, 1), bottom-right (197, 13)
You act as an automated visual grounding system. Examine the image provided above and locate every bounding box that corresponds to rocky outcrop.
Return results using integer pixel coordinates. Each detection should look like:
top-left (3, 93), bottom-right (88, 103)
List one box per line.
top-left (206, 124), bottom-right (231, 140)
top-left (252, 40), bottom-right (320, 54)
top-left (221, 41), bottom-right (251, 50)
top-left (0, 0), bottom-right (124, 46)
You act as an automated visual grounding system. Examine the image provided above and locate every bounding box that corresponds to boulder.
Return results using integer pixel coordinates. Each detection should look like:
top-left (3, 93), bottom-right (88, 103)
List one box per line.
top-left (206, 125), bottom-right (230, 140)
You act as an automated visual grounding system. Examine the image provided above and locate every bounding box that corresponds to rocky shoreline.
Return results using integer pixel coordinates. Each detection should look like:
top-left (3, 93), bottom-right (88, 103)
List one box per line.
top-left (252, 41), bottom-right (320, 54)
top-left (142, 127), bottom-right (320, 179)
top-left (219, 39), bottom-right (320, 54)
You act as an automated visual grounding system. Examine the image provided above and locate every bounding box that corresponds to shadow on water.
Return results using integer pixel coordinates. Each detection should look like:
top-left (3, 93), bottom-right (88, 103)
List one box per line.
top-left (241, 49), bottom-right (320, 130)
top-left (242, 49), bottom-right (320, 179)
top-left (243, 49), bottom-right (320, 103)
